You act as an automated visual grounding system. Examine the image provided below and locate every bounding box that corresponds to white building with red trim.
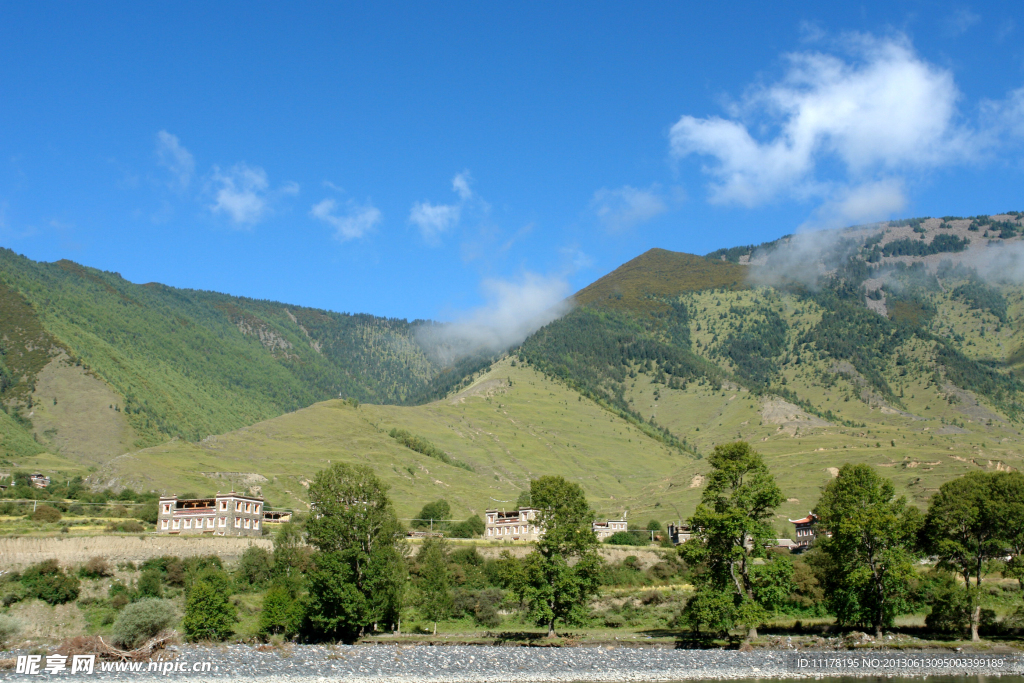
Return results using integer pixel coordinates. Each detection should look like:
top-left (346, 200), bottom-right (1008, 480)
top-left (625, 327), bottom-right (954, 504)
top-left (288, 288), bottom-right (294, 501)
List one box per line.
top-left (157, 492), bottom-right (264, 537)
top-left (485, 507), bottom-right (541, 541)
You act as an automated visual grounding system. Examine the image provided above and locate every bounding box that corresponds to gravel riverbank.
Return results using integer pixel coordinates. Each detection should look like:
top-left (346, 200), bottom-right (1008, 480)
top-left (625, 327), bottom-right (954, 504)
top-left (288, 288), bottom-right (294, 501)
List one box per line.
top-left (4, 644), bottom-right (1023, 682)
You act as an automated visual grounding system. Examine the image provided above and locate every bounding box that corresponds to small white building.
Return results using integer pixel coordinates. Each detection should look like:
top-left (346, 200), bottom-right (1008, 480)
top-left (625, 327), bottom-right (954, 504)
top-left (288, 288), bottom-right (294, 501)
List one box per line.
top-left (592, 519), bottom-right (628, 541)
top-left (158, 492), bottom-right (264, 537)
top-left (485, 507), bottom-right (541, 541)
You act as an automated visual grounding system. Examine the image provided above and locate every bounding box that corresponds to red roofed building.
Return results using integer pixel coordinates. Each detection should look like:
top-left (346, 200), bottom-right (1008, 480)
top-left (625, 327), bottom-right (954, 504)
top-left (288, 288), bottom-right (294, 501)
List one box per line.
top-left (789, 512), bottom-right (820, 548)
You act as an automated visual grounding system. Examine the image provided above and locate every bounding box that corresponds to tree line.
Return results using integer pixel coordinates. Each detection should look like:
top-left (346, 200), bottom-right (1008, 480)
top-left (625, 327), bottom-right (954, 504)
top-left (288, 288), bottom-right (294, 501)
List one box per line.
top-left (679, 441), bottom-right (1024, 642)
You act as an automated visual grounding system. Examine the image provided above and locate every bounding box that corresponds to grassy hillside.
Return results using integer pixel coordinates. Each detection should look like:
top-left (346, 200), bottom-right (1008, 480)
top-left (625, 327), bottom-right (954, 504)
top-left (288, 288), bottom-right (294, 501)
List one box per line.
top-left (90, 357), bottom-right (702, 523)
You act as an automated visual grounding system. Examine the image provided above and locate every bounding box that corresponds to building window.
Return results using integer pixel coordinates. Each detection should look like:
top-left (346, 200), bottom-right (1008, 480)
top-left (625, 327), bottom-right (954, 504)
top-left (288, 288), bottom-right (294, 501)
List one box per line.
top-left (172, 520), bottom-right (180, 529)
top-left (219, 517), bottom-right (226, 527)
top-left (254, 520), bottom-right (260, 529)
top-left (235, 501), bottom-right (241, 512)
top-left (244, 519), bottom-right (250, 529)
top-left (162, 504), bottom-right (170, 514)
top-left (220, 501), bottom-right (227, 511)
top-left (255, 504), bottom-right (261, 514)
top-left (235, 518), bottom-right (240, 528)
top-left (487, 529), bottom-right (492, 536)
top-left (206, 518), bottom-right (213, 528)
top-left (161, 520), bottom-right (168, 529)
top-left (184, 519), bottom-right (191, 529)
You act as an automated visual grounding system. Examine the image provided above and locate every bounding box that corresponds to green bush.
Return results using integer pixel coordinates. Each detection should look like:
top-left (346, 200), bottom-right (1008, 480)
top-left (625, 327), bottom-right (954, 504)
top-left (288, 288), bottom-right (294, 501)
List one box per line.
top-left (106, 520), bottom-right (145, 533)
top-left (136, 502), bottom-right (159, 525)
top-left (258, 584), bottom-right (302, 638)
top-left (30, 505), bottom-right (62, 523)
top-left (182, 580), bottom-right (236, 642)
top-left (79, 556), bottom-right (114, 579)
top-left (925, 583), bottom-right (971, 636)
top-left (20, 560), bottom-right (80, 605)
top-left (605, 531), bottom-right (648, 546)
top-left (0, 614), bottom-right (20, 647)
top-left (111, 598), bottom-right (176, 648)
top-left (137, 568), bottom-right (163, 599)
top-left (237, 547), bottom-right (274, 589)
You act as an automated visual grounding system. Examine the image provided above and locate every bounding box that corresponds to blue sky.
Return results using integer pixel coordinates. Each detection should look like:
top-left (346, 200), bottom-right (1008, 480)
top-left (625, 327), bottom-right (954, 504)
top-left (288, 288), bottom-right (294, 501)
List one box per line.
top-left (2, 2), bottom-right (1023, 329)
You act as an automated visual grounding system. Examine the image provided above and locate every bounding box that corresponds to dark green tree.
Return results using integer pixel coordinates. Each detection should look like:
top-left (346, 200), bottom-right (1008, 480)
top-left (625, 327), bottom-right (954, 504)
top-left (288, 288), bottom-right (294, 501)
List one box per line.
top-left (303, 463), bottom-right (406, 640)
top-left (417, 537), bottom-right (453, 634)
top-left (258, 582), bottom-right (303, 638)
top-left (680, 442), bottom-right (783, 640)
top-left (412, 499), bottom-right (451, 531)
top-left (516, 490), bottom-right (532, 508)
top-left (924, 471), bottom-right (1002, 641)
top-left (272, 521), bottom-right (312, 579)
top-left (183, 580), bottom-right (236, 642)
top-left (505, 476), bottom-right (602, 637)
top-left (990, 472), bottom-right (1024, 592)
top-left (814, 464), bottom-right (920, 637)
top-left (237, 546), bottom-right (275, 589)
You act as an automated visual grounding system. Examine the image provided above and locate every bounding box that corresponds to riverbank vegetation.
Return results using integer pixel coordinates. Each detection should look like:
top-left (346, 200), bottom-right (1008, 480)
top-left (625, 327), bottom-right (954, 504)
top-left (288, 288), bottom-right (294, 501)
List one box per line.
top-left (6, 449), bottom-right (1024, 650)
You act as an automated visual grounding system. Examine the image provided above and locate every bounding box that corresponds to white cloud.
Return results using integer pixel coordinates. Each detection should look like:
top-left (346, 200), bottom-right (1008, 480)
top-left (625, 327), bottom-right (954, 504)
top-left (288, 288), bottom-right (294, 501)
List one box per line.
top-left (592, 184), bottom-right (669, 231)
top-left (310, 198), bottom-right (381, 241)
top-left (155, 131), bottom-right (195, 189)
top-left (670, 34), bottom-right (972, 208)
top-left (452, 171), bottom-right (473, 201)
top-left (409, 201), bottom-right (461, 242)
top-left (209, 163), bottom-right (270, 226)
top-left (982, 86), bottom-right (1024, 140)
top-left (800, 178), bottom-right (907, 230)
top-left (416, 273), bottom-right (572, 363)
top-left (409, 171), bottom-right (478, 243)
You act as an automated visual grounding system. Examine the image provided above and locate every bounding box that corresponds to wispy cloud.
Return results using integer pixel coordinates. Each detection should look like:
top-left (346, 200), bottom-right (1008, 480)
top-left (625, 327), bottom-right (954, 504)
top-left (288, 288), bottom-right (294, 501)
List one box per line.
top-left (410, 201), bottom-right (461, 242)
top-left (416, 272), bottom-right (572, 363)
top-left (209, 163), bottom-right (271, 226)
top-left (409, 171), bottom-right (476, 244)
top-left (155, 131), bottom-right (195, 190)
top-left (669, 33), bottom-right (976, 223)
top-left (800, 178), bottom-right (907, 230)
top-left (945, 7), bottom-right (981, 36)
top-left (310, 198), bottom-right (381, 241)
top-left (591, 184), bottom-right (670, 231)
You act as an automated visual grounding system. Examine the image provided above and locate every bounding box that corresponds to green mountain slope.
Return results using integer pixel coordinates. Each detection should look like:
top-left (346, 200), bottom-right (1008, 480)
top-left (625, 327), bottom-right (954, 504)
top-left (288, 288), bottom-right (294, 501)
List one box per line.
top-left (0, 248), bottom-right (444, 456)
top-left (90, 357), bottom-right (701, 522)
top-left (9, 212), bottom-right (1024, 531)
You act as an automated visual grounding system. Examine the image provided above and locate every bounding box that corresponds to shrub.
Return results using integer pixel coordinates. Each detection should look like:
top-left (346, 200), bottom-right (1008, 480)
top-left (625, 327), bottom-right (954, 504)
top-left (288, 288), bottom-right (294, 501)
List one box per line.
top-left (603, 613), bottom-right (625, 628)
top-left (30, 505), bottom-right (62, 523)
top-left (452, 587), bottom-right (502, 627)
top-left (0, 614), bottom-right (20, 647)
top-left (106, 520), bottom-right (144, 533)
top-left (137, 568), bottom-right (163, 599)
top-left (183, 580), bottom-right (236, 642)
top-left (136, 502), bottom-right (159, 525)
top-left (237, 547), bottom-right (274, 589)
top-left (925, 584), bottom-right (971, 636)
top-left (79, 556), bottom-right (114, 579)
top-left (20, 560), bottom-right (80, 605)
top-left (473, 588), bottom-right (503, 628)
top-left (258, 584), bottom-right (302, 638)
top-left (111, 598), bottom-right (176, 648)
top-left (605, 531), bottom-right (648, 546)
top-left (165, 559), bottom-right (185, 587)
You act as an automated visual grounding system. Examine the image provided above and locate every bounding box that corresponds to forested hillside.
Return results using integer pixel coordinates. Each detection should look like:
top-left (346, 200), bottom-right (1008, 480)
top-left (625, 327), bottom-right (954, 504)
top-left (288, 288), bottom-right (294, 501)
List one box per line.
top-left (0, 248), bottom-right (451, 458)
